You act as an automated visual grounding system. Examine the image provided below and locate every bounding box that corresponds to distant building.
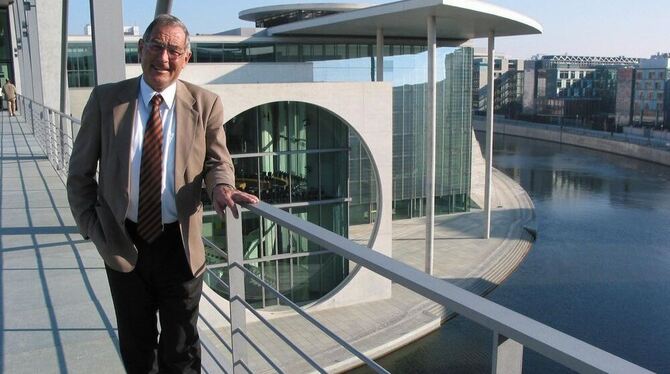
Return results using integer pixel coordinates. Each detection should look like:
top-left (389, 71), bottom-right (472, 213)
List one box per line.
top-left (472, 49), bottom-right (523, 115)
top-left (523, 55), bottom-right (638, 128)
top-left (631, 53), bottom-right (670, 129)
top-left (494, 61), bottom-right (524, 117)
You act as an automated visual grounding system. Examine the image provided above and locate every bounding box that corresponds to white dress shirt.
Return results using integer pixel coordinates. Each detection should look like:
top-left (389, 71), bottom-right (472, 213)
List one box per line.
top-left (126, 77), bottom-right (178, 224)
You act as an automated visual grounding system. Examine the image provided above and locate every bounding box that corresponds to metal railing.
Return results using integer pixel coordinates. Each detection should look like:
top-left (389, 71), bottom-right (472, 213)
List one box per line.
top-left (200, 202), bottom-right (653, 374)
top-left (17, 94), bottom-right (81, 183)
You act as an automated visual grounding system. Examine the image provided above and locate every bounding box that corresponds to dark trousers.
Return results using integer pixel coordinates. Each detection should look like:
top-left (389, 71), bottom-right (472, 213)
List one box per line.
top-left (106, 221), bottom-right (203, 374)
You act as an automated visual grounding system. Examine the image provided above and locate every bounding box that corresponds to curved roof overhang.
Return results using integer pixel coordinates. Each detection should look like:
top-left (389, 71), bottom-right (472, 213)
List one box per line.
top-left (265, 0), bottom-right (542, 42)
top-left (239, 3), bottom-right (372, 23)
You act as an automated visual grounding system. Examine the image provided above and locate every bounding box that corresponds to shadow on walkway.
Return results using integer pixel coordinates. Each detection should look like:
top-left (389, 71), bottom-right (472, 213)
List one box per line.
top-left (0, 113), bottom-right (123, 373)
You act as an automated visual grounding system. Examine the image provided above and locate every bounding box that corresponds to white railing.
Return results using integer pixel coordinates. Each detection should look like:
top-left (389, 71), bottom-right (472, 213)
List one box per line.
top-left (17, 94), bottom-right (81, 183)
top-left (200, 202), bottom-right (653, 374)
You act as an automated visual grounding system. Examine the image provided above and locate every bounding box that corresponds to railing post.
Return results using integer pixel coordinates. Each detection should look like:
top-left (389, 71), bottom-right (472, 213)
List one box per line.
top-left (29, 101), bottom-right (35, 134)
top-left (491, 332), bottom-right (523, 374)
top-left (59, 115), bottom-right (66, 170)
top-left (226, 206), bottom-right (248, 373)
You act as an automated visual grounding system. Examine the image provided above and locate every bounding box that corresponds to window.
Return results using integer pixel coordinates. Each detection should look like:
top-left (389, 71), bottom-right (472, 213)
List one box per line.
top-left (193, 43), bottom-right (224, 63)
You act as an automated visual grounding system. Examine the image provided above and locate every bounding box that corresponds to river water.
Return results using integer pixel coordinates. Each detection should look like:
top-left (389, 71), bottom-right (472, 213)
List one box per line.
top-left (353, 134), bottom-right (670, 373)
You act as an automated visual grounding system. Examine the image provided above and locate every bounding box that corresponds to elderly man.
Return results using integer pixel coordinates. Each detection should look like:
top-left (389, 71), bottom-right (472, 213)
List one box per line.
top-left (66, 14), bottom-right (257, 373)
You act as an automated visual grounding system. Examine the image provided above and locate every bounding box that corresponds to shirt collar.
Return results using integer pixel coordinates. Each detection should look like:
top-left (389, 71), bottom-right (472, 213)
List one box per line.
top-left (139, 76), bottom-right (177, 109)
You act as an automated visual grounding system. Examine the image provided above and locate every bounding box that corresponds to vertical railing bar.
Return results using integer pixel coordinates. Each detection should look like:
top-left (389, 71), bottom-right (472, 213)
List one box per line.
top-left (225, 208), bottom-right (248, 374)
top-left (491, 331), bottom-right (500, 374)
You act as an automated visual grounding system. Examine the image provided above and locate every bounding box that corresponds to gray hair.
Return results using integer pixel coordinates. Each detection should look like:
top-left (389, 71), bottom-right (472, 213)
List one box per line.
top-left (142, 14), bottom-right (191, 51)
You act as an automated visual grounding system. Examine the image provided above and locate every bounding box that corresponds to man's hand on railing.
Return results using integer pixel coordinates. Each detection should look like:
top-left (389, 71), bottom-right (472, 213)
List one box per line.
top-left (212, 184), bottom-right (259, 219)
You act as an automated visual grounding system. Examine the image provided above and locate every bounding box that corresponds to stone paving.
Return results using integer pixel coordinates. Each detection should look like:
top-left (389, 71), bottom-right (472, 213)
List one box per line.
top-left (0, 112), bottom-right (534, 373)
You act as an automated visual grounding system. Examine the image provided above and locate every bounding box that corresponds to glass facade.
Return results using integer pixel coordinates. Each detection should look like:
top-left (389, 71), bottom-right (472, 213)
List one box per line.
top-left (203, 102), bottom-right (363, 308)
top-left (67, 42), bottom-right (95, 87)
top-left (0, 9), bottom-right (14, 86)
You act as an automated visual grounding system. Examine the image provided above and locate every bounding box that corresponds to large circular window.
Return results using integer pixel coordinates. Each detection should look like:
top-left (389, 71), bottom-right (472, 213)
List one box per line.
top-left (202, 101), bottom-right (379, 308)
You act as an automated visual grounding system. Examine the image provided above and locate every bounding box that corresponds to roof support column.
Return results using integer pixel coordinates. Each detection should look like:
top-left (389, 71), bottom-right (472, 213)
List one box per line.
top-left (483, 31), bottom-right (495, 239)
top-left (155, 0), bottom-right (173, 17)
top-left (89, 0), bottom-right (125, 85)
top-left (425, 15), bottom-right (436, 275)
top-left (376, 27), bottom-right (384, 81)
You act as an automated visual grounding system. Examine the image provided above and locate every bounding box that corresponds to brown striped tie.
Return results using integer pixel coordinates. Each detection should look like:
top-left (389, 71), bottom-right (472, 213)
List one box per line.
top-left (137, 94), bottom-right (164, 243)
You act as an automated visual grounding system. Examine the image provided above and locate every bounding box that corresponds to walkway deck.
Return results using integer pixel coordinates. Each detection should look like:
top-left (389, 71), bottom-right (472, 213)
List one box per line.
top-left (1, 112), bottom-right (535, 373)
top-left (0, 113), bottom-right (123, 373)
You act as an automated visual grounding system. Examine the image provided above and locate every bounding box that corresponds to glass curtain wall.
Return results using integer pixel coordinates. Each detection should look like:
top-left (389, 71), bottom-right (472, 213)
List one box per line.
top-left (204, 102), bottom-right (352, 308)
top-left (0, 9), bottom-right (14, 87)
top-left (384, 47), bottom-right (474, 219)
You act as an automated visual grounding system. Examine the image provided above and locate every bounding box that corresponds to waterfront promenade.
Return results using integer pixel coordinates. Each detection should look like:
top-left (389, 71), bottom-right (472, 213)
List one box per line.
top-left (1, 111), bottom-right (534, 373)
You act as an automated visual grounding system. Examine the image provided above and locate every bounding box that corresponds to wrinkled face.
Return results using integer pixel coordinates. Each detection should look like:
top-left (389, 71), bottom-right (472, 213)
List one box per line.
top-left (139, 24), bottom-right (191, 92)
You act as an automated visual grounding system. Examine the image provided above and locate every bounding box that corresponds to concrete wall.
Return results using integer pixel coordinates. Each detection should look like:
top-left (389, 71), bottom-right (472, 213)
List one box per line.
top-left (623, 126), bottom-right (670, 141)
top-left (126, 62), bottom-right (315, 85)
top-left (473, 117), bottom-right (670, 166)
top-left (36, 0), bottom-right (64, 109)
top-left (69, 62), bottom-right (317, 115)
top-left (68, 87), bottom-right (93, 118)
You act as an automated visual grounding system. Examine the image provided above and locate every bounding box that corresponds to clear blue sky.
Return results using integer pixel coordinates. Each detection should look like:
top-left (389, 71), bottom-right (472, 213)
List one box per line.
top-left (68, 0), bottom-right (669, 59)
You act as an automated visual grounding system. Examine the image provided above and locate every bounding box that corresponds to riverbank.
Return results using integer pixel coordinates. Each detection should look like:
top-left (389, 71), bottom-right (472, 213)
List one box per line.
top-left (473, 116), bottom-right (670, 166)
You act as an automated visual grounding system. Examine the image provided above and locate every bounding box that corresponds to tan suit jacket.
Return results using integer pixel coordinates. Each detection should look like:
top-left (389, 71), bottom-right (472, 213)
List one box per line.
top-left (67, 76), bottom-right (235, 276)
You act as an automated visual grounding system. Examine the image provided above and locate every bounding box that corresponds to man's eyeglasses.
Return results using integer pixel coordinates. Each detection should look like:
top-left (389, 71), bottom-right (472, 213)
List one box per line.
top-left (143, 40), bottom-right (187, 59)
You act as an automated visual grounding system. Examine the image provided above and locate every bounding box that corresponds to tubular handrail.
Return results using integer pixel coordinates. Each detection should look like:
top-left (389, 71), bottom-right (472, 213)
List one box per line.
top-left (16, 94), bottom-right (81, 184)
top-left (18, 94), bottom-right (81, 123)
top-left (233, 201), bottom-right (653, 374)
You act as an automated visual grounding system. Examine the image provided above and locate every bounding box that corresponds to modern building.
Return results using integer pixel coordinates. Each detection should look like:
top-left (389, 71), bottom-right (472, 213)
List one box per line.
top-left (494, 60), bottom-right (524, 117)
top-left (0, 6), bottom-right (12, 87)
top-left (471, 49), bottom-right (523, 114)
top-left (523, 55), bottom-right (638, 128)
top-left (14, 1), bottom-right (542, 310)
top-left (631, 53), bottom-right (670, 129)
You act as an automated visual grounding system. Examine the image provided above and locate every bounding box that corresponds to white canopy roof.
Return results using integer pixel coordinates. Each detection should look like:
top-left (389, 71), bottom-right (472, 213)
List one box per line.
top-left (265, 0), bottom-right (542, 41)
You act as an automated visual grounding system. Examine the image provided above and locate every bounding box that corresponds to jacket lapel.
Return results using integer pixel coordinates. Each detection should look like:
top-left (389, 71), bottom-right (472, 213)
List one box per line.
top-left (113, 77), bottom-right (140, 199)
top-left (174, 80), bottom-right (198, 191)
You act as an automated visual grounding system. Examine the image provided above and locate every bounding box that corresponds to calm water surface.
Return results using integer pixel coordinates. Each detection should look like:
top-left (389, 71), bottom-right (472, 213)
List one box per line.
top-left (353, 134), bottom-right (670, 373)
